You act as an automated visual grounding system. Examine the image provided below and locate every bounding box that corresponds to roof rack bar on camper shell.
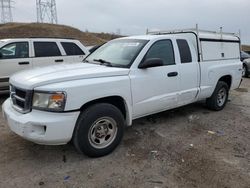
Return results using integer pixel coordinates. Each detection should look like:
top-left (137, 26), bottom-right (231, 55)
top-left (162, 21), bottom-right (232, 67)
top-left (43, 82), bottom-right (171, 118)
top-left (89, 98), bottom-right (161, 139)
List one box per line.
top-left (146, 24), bottom-right (239, 37)
top-left (147, 28), bottom-right (237, 36)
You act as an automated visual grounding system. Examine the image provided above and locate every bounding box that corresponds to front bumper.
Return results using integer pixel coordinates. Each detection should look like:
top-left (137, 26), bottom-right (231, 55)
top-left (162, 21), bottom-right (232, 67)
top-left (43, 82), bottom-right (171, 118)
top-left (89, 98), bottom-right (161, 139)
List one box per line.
top-left (2, 98), bottom-right (80, 145)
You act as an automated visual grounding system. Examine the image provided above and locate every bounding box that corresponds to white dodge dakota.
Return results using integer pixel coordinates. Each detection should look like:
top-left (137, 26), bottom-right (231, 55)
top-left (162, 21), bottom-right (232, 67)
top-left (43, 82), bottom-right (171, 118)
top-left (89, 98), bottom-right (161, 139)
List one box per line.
top-left (2, 29), bottom-right (242, 157)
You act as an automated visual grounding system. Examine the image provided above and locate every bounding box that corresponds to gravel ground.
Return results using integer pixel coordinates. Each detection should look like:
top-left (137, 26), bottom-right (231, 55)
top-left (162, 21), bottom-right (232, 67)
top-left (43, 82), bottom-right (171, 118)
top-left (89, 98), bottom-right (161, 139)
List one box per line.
top-left (0, 79), bottom-right (250, 188)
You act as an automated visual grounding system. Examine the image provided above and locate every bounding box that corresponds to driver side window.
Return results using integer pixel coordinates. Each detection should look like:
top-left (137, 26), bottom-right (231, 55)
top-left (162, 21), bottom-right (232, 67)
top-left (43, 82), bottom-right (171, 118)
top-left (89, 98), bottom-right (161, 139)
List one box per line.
top-left (145, 40), bottom-right (175, 66)
top-left (0, 42), bottom-right (29, 59)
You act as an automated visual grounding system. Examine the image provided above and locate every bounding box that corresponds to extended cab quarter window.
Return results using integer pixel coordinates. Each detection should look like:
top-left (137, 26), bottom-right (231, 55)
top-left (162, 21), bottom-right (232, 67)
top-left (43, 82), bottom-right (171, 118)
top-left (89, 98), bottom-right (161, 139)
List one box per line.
top-left (34, 42), bottom-right (61, 57)
top-left (145, 40), bottom-right (175, 65)
top-left (0, 42), bottom-right (29, 59)
top-left (177, 39), bottom-right (192, 63)
top-left (61, 42), bottom-right (85, 56)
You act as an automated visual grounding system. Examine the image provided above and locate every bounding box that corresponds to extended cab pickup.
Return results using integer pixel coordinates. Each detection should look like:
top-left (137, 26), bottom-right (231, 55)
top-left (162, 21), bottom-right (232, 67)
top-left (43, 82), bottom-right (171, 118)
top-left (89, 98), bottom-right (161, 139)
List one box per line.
top-left (2, 29), bottom-right (242, 157)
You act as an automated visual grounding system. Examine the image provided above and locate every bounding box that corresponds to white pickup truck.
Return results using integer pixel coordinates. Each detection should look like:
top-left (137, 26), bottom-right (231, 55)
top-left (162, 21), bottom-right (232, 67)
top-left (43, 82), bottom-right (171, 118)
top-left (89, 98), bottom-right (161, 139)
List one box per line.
top-left (2, 29), bottom-right (242, 157)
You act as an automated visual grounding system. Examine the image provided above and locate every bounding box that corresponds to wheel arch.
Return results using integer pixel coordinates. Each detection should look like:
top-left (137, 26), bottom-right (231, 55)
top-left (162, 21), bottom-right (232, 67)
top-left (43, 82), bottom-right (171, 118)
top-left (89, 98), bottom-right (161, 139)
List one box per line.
top-left (218, 75), bottom-right (232, 89)
top-left (79, 95), bottom-right (132, 126)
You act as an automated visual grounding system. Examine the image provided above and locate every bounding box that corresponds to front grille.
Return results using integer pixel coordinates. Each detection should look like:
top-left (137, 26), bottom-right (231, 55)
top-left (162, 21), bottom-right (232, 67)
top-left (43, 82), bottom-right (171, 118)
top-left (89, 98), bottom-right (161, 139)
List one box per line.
top-left (10, 85), bottom-right (33, 113)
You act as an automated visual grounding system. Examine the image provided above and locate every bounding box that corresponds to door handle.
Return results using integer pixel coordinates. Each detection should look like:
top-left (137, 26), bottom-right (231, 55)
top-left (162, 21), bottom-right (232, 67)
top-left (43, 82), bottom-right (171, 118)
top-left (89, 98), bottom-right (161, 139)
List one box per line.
top-left (167, 72), bottom-right (178, 77)
top-left (55, 59), bottom-right (64, 63)
top-left (18, 61), bottom-right (30, 65)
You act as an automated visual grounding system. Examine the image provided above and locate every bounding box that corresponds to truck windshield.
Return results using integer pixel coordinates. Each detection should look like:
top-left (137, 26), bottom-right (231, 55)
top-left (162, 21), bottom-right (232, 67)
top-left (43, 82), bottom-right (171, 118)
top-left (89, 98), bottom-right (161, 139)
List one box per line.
top-left (85, 39), bottom-right (148, 68)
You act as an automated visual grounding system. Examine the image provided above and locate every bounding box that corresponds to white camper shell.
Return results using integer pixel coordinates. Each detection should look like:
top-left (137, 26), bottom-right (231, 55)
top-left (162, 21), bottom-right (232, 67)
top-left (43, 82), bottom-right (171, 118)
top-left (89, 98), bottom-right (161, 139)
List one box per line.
top-left (148, 28), bottom-right (241, 63)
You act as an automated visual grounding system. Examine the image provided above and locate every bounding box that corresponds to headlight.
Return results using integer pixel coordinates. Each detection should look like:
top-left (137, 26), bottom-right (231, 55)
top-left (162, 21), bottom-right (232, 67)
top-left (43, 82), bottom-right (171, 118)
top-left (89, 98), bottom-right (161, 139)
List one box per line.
top-left (32, 91), bottom-right (66, 112)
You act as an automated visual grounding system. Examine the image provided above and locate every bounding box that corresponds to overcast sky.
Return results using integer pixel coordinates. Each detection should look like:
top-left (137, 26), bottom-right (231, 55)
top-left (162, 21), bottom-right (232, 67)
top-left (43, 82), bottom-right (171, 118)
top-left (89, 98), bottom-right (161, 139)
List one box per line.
top-left (13, 0), bottom-right (250, 44)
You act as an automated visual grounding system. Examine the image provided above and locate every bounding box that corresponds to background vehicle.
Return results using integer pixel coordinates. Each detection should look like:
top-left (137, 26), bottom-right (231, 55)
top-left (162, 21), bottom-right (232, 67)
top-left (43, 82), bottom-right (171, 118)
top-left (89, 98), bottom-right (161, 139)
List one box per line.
top-left (0, 38), bottom-right (89, 93)
top-left (243, 58), bottom-right (250, 77)
top-left (240, 51), bottom-right (250, 61)
top-left (87, 43), bottom-right (105, 54)
top-left (3, 28), bottom-right (242, 157)
top-left (239, 51), bottom-right (250, 77)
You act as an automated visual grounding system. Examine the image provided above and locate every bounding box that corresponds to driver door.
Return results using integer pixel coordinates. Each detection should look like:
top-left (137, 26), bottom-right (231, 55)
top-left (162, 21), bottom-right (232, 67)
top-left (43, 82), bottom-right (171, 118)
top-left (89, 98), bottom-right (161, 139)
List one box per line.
top-left (130, 39), bottom-right (180, 118)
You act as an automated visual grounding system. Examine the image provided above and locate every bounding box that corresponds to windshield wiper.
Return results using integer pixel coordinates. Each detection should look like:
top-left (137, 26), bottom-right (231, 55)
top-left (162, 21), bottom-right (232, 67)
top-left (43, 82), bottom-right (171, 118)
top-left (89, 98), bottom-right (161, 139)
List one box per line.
top-left (93, 59), bottom-right (113, 67)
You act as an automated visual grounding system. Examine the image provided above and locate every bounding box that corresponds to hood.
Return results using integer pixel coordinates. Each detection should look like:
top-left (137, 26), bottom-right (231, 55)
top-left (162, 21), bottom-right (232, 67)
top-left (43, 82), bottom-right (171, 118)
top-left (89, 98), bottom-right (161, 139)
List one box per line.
top-left (10, 62), bottom-right (130, 90)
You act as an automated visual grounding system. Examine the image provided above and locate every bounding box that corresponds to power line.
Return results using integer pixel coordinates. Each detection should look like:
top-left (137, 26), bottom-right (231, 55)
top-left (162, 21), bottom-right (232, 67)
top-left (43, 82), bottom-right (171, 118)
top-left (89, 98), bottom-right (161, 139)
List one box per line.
top-left (0, 0), bottom-right (13, 23)
top-left (36, 0), bottom-right (57, 24)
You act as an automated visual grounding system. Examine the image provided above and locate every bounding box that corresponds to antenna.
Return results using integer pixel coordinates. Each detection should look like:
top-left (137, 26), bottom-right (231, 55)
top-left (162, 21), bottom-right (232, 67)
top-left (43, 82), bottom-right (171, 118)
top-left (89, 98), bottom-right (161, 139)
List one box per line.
top-left (0, 0), bottom-right (13, 23)
top-left (36, 0), bottom-right (58, 24)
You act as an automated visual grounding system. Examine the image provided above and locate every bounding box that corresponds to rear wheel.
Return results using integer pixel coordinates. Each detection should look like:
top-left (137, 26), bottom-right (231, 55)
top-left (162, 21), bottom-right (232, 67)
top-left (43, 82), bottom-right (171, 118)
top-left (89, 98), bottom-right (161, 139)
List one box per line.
top-left (206, 81), bottom-right (229, 111)
top-left (73, 103), bottom-right (125, 157)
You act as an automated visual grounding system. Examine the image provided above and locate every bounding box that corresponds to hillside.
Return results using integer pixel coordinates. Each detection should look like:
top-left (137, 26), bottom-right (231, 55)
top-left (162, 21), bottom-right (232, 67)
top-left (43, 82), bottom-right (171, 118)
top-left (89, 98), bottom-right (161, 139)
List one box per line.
top-left (242, 45), bottom-right (250, 52)
top-left (0, 23), bottom-right (121, 46)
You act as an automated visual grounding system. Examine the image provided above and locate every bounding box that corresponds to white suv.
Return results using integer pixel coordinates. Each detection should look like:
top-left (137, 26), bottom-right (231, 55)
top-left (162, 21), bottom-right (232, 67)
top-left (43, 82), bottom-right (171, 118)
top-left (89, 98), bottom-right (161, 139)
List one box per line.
top-left (0, 38), bottom-right (89, 93)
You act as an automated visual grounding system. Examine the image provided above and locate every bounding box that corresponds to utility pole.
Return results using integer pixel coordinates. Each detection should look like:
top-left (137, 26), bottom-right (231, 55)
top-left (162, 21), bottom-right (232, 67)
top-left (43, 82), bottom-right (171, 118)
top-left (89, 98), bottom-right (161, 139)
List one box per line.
top-left (36, 0), bottom-right (58, 24)
top-left (0, 0), bottom-right (13, 23)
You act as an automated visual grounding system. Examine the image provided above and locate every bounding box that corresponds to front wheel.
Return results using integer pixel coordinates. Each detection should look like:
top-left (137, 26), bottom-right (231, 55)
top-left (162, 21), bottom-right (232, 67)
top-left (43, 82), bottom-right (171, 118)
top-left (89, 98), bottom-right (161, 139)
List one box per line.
top-left (73, 103), bottom-right (125, 157)
top-left (206, 81), bottom-right (229, 111)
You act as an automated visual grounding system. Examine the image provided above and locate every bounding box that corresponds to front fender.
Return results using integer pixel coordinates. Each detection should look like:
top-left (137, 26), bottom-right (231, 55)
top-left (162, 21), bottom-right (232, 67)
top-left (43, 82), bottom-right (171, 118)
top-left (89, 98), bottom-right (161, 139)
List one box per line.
top-left (35, 76), bottom-right (133, 126)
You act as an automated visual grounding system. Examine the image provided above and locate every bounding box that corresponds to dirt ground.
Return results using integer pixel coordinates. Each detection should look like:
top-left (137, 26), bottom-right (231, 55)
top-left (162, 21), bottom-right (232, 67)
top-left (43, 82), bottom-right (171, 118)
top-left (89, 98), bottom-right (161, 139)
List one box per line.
top-left (0, 79), bottom-right (250, 188)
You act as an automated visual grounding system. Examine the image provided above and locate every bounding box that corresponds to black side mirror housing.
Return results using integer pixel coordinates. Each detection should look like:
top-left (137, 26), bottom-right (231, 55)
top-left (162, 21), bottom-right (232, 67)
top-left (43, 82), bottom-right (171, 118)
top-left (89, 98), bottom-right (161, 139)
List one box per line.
top-left (138, 58), bottom-right (164, 69)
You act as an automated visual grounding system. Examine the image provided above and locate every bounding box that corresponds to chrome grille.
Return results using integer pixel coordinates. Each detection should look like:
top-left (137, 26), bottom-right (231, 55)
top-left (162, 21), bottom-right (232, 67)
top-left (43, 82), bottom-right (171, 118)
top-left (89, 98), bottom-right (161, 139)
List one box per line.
top-left (10, 85), bottom-right (33, 113)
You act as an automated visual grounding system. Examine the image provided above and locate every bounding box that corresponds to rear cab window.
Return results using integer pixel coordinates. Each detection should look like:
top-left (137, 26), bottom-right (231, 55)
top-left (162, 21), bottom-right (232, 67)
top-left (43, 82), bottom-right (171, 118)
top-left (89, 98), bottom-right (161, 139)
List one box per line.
top-left (177, 39), bottom-right (192, 63)
top-left (34, 42), bottom-right (61, 57)
top-left (61, 42), bottom-right (85, 56)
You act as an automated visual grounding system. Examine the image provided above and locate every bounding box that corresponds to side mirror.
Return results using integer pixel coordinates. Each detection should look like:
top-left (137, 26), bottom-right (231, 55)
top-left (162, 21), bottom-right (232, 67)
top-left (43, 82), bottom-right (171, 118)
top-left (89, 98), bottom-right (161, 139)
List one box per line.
top-left (0, 52), bottom-right (2, 58)
top-left (138, 58), bottom-right (164, 69)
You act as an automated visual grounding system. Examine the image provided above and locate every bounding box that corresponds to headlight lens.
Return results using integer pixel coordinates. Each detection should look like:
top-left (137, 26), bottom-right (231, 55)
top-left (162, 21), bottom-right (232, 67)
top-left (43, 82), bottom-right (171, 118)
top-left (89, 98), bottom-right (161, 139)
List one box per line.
top-left (32, 91), bottom-right (66, 111)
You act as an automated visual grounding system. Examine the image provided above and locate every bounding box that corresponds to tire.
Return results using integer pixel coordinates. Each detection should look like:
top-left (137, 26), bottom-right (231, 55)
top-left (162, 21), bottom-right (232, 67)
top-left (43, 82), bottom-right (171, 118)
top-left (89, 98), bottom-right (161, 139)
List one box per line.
top-left (242, 64), bottom-right (248, 78)
top-left (206, 81), bottom-right (229, 111)
top-left (73, 103), bottom-right (125, 157)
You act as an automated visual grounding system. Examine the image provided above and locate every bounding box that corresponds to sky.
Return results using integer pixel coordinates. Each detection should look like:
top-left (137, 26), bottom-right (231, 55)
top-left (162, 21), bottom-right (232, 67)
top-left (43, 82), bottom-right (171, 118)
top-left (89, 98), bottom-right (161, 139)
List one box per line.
top-left (13, 0), bottom-right (250, 44)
